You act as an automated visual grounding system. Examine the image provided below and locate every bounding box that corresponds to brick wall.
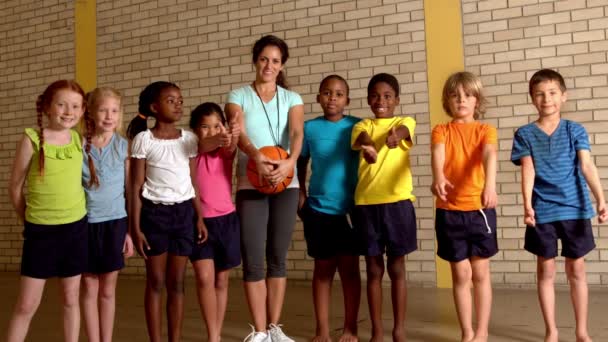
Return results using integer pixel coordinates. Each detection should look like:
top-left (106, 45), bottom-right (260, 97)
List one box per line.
top-left (0, 0), bottom-right (76, 272)
top-left (463, 0), bottom-right (608, 286)
top-left (0, 0), bottom-right (607, 286)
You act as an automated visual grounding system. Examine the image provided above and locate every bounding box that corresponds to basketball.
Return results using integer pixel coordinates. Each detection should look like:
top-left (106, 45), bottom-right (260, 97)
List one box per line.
top-left (247, 146), bottom-right (294, 194)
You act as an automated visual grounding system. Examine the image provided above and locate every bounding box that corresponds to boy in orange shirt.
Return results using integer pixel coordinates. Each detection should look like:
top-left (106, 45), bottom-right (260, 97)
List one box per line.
top-left (431, 72), bottom-right (498, 342)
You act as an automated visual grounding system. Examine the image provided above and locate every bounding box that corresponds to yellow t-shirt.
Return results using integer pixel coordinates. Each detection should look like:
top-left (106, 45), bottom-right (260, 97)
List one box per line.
top-left (351, 116), bottom-right (416, 205)
top-left (431, 121), bottom-right (497, 211)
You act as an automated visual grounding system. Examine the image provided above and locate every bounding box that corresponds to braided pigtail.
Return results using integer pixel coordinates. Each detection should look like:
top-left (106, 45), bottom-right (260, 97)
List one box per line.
top-left (83, 94), bottom-right (99, 188)
top-left (35, 95), bottom-right (45, 176)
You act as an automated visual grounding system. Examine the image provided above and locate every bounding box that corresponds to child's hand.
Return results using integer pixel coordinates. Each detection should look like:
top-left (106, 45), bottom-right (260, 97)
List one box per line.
top-left (482, 186), bottom-right (498, 209)
top-left (386, 126), bottom-right (402, 149)
top-left (123, 233), bottom-right (134, 258)
top-left (133, 230), bottom-right (150, 260)
top-left (431, 177), bottom-right (454, 202)
top-left (524, 206), bottom-right (536, 227)
top-left (361, 144), bottom-right (377, 164)
top-left (196, 217), bottom-right (208, 243)
top-left (598, 202), bottom-right (607, 223)
top-left (297, 190), bottom-right (307, 220)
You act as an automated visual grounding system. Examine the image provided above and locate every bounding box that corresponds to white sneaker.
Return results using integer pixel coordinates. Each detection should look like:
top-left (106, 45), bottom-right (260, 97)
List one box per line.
top-left (268, 323), bottom-right (295, 342)
top-left (243, 325), bottom-right (271, 342)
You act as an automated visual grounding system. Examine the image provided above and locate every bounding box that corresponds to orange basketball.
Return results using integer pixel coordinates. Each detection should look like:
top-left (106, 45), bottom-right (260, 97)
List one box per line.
top-left (247, 146), bottom-right (294, 194)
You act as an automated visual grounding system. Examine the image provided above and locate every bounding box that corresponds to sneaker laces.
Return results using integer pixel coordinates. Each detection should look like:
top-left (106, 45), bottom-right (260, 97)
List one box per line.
top-left (243, 324), bottom-right (265, 342)
top-left (268, 323), bottom-right (288, 339)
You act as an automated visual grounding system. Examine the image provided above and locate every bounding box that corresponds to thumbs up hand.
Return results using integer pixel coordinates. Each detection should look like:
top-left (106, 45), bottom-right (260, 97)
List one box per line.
top-left (386, 126), bottom-right (401, 149)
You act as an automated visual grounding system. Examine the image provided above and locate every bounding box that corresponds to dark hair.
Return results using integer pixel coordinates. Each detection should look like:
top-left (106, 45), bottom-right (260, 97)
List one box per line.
top-left (252, 35), bottom-right (290, 89)
top-left (367, 73), bottom-right (400, 97)
top-left (84, 87), bottom-right (123, 188)
top-left (127, 81), bottom-right (179, 139)
top-left (529, 69), bottom-right (566, 97)
top-left (442, 71), bottom-right (487, 120)
top-left (319, 74), bottom-right (350, 96)
top-left (189, 102), bottom-right (225, 129)
top-left (36, 80), bottom-right (86, 176)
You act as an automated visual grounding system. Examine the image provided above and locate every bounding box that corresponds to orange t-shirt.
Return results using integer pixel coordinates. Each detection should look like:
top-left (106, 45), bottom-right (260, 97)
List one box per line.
top-left (431, 121), bottom-right (497, 211)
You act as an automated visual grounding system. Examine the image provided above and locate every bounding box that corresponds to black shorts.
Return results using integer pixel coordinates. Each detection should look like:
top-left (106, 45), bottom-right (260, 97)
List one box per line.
top-left (525, 219), bottom-right (595, 259)
top-left (140, 199), bottom-right (195, 257)
top-left (435, 208), bottom-right (498, 262)
top-left (87, 217), bottom-right (128, 274)
top-left (301, 202), bottom-right (364, 259)
top-left (353, 200), bottom-right (417, 257)
top-left (21, 215), bottom-right (88, 279)
top-left (190, 211), bottom-right (241, 270)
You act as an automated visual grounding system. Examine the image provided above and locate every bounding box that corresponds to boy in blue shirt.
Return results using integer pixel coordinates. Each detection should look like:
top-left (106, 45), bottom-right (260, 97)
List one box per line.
top-left (511, 69), bottom-right (607, 342)
top-left (297, 75), bottom-right (362, 342)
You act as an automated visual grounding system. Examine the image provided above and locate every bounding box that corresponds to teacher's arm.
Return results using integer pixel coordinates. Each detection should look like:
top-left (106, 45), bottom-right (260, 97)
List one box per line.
top-left (268, 104), bottom-right (304, 184)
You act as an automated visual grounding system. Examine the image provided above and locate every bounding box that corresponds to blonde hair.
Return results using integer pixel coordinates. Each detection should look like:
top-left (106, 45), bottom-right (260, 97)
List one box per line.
top-left (83, 87), bottom-right (123, 188)
top-left (441, 71), bottom-right (487, 120)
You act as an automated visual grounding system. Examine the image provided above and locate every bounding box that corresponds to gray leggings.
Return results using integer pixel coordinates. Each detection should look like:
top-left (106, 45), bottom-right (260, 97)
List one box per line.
top-left (236, 188), bottom-right (298, 282)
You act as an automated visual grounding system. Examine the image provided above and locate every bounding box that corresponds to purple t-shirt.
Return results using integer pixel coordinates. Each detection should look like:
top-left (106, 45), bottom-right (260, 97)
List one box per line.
top-left (195, 150), bottom-right (235, 218)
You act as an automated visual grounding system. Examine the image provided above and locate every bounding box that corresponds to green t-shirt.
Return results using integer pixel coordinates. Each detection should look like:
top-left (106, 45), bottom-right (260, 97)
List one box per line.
top-left (25, 128), bottom-right (86, 224)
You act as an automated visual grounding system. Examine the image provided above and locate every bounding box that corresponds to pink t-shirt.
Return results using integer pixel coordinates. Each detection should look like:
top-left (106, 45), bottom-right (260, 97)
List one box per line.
top-left (195, 150), bottom-right (235, 218)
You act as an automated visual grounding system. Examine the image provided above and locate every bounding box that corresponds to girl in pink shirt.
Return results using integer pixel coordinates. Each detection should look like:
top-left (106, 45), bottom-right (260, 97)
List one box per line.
top-left (189, 102), bottom-right (241, 342)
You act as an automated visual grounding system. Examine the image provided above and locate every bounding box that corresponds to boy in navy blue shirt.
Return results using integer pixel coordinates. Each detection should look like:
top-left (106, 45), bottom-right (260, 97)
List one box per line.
top-left (511, 69), bottom-right (607, 342)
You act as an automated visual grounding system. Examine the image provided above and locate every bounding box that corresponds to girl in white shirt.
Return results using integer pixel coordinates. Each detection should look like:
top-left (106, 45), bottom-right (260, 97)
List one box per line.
top-left (127, 81), bottom-right (207, 342)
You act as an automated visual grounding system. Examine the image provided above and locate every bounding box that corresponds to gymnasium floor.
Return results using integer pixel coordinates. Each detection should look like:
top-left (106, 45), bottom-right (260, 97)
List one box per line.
top-left (1, 273), bottom-right (607, 341)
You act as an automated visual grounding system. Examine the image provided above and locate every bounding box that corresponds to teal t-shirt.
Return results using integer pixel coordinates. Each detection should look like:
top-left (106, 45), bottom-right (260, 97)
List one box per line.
top-left (301, 115), bottom-right (360, 215)
top-left (25, 128), bottom-right (87, 225)
top-left (227, 85), bottom-right (303, 190)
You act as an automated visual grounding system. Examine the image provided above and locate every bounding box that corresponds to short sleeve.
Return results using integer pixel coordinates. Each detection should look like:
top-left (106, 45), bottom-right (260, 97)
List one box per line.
top-left (482, 124), bottom-right (497, 145)
top-left (351, 119), bottom-right (371, 150)
top-left (286, 89), bottom-right (304, 108)
top-left (510, 128), bottom-right (530, 166)
top-left (431, 124), bottom-right (445, 146)
top-left (226, 87), bottom-right (245, 107)
top-left (184, 131), bottom-right (199, 158)
top-left (117, 136), bottom-right (129, 160)
top-left (572, 122), bottom-right (590, 151)
top-left (130, 131), bottom-right (148, 159)
top-left (24, 128), bottom-right (40, 150)
top-left (398, 116), bottom-right (416, 149)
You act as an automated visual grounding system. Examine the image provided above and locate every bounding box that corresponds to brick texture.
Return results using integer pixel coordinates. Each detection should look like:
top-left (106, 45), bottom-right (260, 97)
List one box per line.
top-left (1, 0), bottom-right (607, 287)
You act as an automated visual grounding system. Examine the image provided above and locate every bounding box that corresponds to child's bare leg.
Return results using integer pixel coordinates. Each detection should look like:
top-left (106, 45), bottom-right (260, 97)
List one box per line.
top-left (166, 254), bottom-right (188, 342)
top-left (565, 257), bottom-right (592, 342)
top-left (82, 274), bottom-right (101, 342)
top-left (6, 277), bottom-right (46, 342)
top-left (98, 271), bottom-right (119, 342)
top-left (537, 257), bottom-right (558, 342)
top-left (193, 259), bottom-right (219, 342)
top-left (450, 260), bottom-right (474, 342)
top-left (365, 255), bottom-right (385, 342)
top-left (470, 257), bottom-right (491, 342)
top-left (145, 254), bottom-right (167, 342)
top-left (60, 274), bottom-right (82, 342)
top-left (312, 258), bottom-right (338, 342)
top-left (387, 255), bottom-right (407, 342)
top-left (337, 255), bottom-right (361, 342)
top-left (215, 269), bottom-right (231, 338)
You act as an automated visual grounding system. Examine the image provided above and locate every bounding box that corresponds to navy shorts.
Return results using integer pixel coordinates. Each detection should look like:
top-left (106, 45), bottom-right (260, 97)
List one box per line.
top-left (21, 215), bottom-right (88, 279)
top-left (190, 211), bottom-right (241, 270)
top-left (87, 217), bottom-right (128, 274)
top-left (301, 201), bottom-right (364, 259)
top-left (353, 200), bottom-right (417, 257)
top-left (525, 219), bottom-right (595, 259)
top-left (140, 199), bottom-right (195, 257)
top-left (435, 208), bottom-right (498, 262)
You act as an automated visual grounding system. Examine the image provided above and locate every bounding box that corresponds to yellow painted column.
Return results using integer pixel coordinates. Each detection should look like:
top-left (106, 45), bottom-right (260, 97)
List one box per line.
top-left (75, 0), bottom-right (97, 92)
top-left (424, 0), bottom-right (464, 288)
